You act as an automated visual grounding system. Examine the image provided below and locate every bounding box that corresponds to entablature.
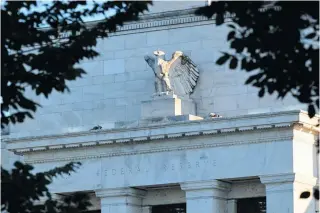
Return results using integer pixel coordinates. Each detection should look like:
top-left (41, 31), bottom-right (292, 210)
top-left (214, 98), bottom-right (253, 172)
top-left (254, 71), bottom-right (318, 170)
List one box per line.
top-left (4, 110), bottom-right (318, 156)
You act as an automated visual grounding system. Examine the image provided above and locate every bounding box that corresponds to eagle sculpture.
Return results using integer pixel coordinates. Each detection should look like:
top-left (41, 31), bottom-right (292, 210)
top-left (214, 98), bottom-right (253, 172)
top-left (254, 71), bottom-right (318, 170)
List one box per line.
top-left (144, 50), bottom-right (200, 97)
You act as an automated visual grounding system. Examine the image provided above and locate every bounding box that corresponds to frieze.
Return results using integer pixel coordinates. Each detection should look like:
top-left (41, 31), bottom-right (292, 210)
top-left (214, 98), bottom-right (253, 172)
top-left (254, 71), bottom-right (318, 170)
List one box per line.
top-left (103, 159), bottom-right (217, 177)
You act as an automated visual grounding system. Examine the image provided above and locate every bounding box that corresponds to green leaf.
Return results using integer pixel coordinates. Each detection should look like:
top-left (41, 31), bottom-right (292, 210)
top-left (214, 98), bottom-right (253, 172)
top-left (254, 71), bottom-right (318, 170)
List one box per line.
top-left (300, 191), bottom-right (311, 199)
top-left (227, 31), bottom-right (236, 41)
top-left (216, 53), bottom-right (231, 65)
top-left (216, 14), bottom-right (224, 25)
top-left (227, 24), bottom-right (236, 29)
top-left (305, 32), bottom-right (316, 39)
top-left (258, 88), bottom-right (265, 97)
top-left (308, 104), bottom-right (316, 118)
top-left (314, 189), bottom-right (319, 200)
top-left (245, 75), bottom-right (256, 84)
top-left (229, 57), bottom-right (238, 69)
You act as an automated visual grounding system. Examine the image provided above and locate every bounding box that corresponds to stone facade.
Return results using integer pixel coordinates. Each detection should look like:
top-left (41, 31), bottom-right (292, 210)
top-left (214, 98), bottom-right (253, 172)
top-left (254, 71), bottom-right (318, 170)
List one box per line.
top-left (3, 110), bottom-right (319, 213)
top-left (5, 3), bottom-right (307, 138)
top-left (1, 2), bottom-right (319, 213)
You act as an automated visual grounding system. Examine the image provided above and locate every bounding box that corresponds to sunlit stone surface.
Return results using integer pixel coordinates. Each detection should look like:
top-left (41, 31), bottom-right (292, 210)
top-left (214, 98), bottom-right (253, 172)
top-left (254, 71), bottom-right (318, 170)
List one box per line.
top-left (2, 2), bottom-right (318, 213)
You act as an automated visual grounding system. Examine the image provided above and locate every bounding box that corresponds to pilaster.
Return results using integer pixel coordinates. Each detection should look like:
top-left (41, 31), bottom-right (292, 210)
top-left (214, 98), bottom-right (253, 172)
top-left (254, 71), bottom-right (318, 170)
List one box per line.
top-left (227, 199), bottom-right (237, 213)
top-left (95, 188), bottom-right (146, 213)
top-left (180, 180), bottom-right (231, 213)
top-left (142, 206), bottom-right (152, 213)
top-left (260, 173), bottom-right (317, 213)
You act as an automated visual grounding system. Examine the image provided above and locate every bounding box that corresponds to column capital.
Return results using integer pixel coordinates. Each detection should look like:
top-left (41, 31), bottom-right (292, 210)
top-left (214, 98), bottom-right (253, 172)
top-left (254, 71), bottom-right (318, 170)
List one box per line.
top-left (259, 173), bottom-right (317, 186)
top-left (180, 180), bottom-right (230, 213)
top-left (180, 180), bottom-right (231, 192)
top-left (95, 187), bottom-right (147, 199)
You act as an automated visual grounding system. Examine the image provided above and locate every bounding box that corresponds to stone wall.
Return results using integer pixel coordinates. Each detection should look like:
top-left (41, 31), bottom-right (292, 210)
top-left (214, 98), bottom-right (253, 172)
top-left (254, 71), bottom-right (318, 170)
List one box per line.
top-left (7, 2), bottom-right (307, 137)
top-left (1, 141), bottom-right (23, 170)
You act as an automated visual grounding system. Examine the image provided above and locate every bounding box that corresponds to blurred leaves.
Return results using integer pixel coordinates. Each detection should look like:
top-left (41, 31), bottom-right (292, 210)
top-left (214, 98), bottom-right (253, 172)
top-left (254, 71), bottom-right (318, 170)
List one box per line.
top-left (1, 161), bottom-right (92, 213)
top-left (216, 52), bottom-right (231, 65)
top-left (1, 1), bottom-right (152, 128)
top-left (196, 1), bottom-right (319, 118)
top-left (300, 189), bottom-right (319, 200)
top-left (300, 191), bottom-right (311, 198)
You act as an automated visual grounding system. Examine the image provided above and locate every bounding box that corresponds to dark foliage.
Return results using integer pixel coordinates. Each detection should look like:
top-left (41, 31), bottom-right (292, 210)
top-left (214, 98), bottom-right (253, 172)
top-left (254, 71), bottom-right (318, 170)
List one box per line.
top-left (1, 1), bottom-right (151, 128)
top-left (300, 188), bottom-right (319, 200)
top-left (195, 1), bottom-right (319, 118)
top-left (1, 161), bottom-right (92, 213)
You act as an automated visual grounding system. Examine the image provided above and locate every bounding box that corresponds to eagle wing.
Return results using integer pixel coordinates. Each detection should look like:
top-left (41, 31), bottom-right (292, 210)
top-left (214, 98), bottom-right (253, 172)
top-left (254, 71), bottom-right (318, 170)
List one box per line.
top-left (144, 55), bottom-right (157, 77)
top-left (168, 53), bottom-right (199, 96)
top-left (144, 55), bottom-right (155, 68)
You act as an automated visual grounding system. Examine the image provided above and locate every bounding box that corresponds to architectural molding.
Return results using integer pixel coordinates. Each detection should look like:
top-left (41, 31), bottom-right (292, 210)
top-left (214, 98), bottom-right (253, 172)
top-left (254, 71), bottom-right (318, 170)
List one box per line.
top-left (259, 173), bottom-right (317, 186)
top-left (4, 110), bottom-right (313, 143)
top-left (41, 4), bottom-right (283, 38)
top-left (13, 127), bottom-right (293, 155)
top-left (5, 110), bottom-right (319, 164)
top-left (95, 188), bottom-right (147, 208)
top-left (54, 8), bottom-right (233, 38)
top-left (23, 135), bottom-right (293, 164)
top-left (181, 180), bottom-right (231, 200)
top-left (180, 180), bottom-right (231, 192)
top-left (228, 180), bottom-right (266, 199)
top-left (95, 188), bottom-right (147, 199)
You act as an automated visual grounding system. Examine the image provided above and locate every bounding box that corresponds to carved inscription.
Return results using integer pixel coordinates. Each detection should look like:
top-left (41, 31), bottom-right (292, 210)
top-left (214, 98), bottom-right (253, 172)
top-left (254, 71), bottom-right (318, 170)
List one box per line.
top-left (104, 159), bottom-right (216, 177)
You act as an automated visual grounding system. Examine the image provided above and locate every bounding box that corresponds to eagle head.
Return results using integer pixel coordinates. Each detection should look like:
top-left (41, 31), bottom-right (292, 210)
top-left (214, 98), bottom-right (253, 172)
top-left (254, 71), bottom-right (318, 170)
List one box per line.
top-left (153, 50), bottom-right (165, 56)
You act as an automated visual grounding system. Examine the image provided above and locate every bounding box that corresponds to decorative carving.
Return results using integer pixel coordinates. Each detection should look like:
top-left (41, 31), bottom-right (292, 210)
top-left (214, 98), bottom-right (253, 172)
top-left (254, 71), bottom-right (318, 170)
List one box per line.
top-left (103, 160), bottom-right (216, 177)
top-left (14, 124), bottom-right (293, 155)
top-left (24, 135), bottom-right (293, 164)
top-left (145, 50), bottom-right (199, 97)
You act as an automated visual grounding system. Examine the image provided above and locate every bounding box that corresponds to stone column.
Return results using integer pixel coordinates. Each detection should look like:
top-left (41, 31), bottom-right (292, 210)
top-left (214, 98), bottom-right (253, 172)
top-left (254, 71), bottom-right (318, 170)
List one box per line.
top-left (180, 180), bottom-right (231, 213)
top-left (95, 188), bottom-right (146, 213)
top-left (142, 206), bottom-right (152, 213)
top-left (227, 199), bottom-right (237, 213)
top-left (260, 173), bottom-right (317, 213)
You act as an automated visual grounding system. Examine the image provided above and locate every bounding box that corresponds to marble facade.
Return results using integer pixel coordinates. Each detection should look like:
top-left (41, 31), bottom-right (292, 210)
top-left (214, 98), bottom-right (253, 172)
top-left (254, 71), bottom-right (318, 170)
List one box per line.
top-left (1, 2), bottom-right (319, 213)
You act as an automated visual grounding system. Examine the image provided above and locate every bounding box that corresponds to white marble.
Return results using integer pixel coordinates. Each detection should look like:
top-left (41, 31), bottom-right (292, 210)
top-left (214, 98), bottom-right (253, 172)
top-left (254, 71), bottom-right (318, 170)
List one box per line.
top-left (6, 4), bottom-right (309, 136)
top-left (141, 96), bottom-right (196, 118)
top-left (3, 110), bottom-right (318, 213)
top-left (181, 180), bottom-right (231, 213)
top-left (104, 59), bottom-right (125, 75)
top-left (2, 3), bottom-right (319, 213)
top-left (260, 173), bottom-right (317, 213)
top-left (96, 188), bottom-right (146, 213)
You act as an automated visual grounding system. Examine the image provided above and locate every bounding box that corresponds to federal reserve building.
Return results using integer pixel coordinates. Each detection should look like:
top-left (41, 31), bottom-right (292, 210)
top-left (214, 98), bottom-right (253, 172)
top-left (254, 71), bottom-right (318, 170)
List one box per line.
top-left (2, 1), bottom-right (319, 213)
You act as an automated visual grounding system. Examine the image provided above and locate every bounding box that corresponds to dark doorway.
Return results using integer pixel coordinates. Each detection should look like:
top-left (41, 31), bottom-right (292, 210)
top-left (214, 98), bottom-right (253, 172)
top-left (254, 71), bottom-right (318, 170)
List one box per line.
top-left (152, 203), bottom-right (186, 213)
top-left (237, 197), bottom-right (266, 213)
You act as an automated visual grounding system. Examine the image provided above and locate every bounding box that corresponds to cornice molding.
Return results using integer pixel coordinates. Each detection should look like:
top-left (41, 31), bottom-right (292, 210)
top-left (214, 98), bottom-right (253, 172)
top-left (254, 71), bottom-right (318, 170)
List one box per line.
top-left (180, 180), bottom-right (231, 192)
top-left (53, 8), bottom-right (233, 38)
top-left (260, 173), bottom-right (296, 185)
top-left (95, 188), bottom-right (147, 199)
top-left (4, 110), bottom-right (305, 143)
top-left (5, 110), bottom-right (319, 157)
top-left (11, 123), bottom-right (293, 154)
top-left (24, 135), bottom-right (293, 164)
top-left (259, 173), bottom-right (317, 186)
top-left (181, 180), bottom-right (231, 200)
